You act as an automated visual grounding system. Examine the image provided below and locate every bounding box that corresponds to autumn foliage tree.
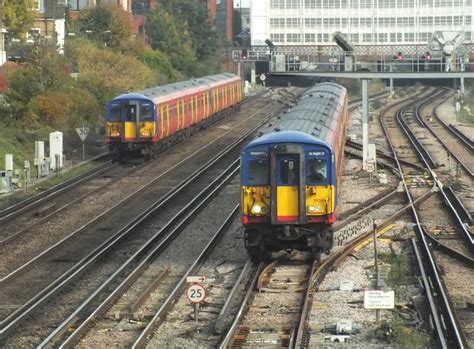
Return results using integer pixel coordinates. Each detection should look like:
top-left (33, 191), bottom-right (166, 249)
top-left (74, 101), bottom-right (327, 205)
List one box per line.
top-left (78, 4), bottom-right (131, 48)
top-left (0, 0), bottom-right (37, 40)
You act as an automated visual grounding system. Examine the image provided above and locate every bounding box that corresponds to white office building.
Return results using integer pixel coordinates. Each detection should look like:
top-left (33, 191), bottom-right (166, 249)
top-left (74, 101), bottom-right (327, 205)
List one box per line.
top-left (250, 0), bottom-right (474, 47)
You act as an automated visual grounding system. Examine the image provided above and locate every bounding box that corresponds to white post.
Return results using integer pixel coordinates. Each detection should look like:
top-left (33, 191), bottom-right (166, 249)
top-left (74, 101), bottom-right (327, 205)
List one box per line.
top-left (362, 79), bottom-right (369, 169)
top-left (49, 131), bottom-right (63, 171)
top-left (250, 62), bottom-right (256, 84)
top-left (0, 28), bottom-right (7, 65)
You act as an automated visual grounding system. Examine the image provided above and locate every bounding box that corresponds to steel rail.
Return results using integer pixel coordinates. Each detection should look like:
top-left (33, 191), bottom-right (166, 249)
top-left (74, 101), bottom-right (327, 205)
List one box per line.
top-left (400, 105), bottom-right (474, 249)
top-left (131, 204), bottom-right (240, 349)
top-left (0, 157), bottom-right (112, 222)
top-left (52, 167), bottom-right (240, 349)
top-left (0, 106), bottom-right (280, 340)
top-left (294, 191), bottom-right (434, 348)
top-left (214, 259), bottom-right (257, 335)
top-left (217, 262), bottom-right (265, 349)
top-left (414, 90), bottom-right (474, 176)
top-left (386, 96), bottom-right (466, 348)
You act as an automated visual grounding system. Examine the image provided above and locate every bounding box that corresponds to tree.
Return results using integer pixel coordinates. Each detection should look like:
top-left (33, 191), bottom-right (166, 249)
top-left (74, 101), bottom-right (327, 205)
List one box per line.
top-left (33, 91), bottom-right (72, 128)
top-left (78, 4), bottom-right (131, 48)
top-left (69, 40), bottom-right (156, 106)
top-left (0, 0), bottom-right (37, 40)
top-left (146, 7), bottom-right (196, 73)
top-left (160, 0), bottom-right (218, 59)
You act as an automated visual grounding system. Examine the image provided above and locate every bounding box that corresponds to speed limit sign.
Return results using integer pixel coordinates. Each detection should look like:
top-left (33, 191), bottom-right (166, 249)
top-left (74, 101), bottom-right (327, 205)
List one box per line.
top-left (186, 283), bottom-right (207, 304)
top-left (365, 159), bottom-right (376, 173)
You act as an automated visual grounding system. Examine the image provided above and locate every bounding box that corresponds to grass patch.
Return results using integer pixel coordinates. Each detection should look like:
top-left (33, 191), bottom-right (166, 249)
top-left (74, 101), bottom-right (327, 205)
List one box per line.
top-left (0, 122), bottom-right (55, 170)
top-left (389, 316), bottom-right (432, 348)
top-left (378, 250), bottom-right (408, 286)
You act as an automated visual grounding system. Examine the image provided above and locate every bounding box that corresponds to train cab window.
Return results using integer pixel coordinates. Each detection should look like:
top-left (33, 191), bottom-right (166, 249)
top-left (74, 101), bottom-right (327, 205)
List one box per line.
top-left (248, 153), bottom-right (269, 185)
top-left (140, 103), bottom-right (153, 121)
top-left (307, 159), bottom-right (327, 183)
top-left (280, 159), bottom-right (298, 185)
top-left (124, 104), bottom-right (137, 121)
top-left (110, 103), bottom-right (121, 121)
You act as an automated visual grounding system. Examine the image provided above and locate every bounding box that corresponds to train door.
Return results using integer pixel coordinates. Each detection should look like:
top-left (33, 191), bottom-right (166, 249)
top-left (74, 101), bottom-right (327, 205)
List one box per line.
top-left (274, 154), bottom-right (300, 222)
top-left (123, 101), bottom-right (140, 141)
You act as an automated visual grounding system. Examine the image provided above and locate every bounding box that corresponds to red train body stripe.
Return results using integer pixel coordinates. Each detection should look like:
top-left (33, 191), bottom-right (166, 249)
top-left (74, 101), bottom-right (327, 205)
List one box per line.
top-left (277, 215), bottom-right (298, 221)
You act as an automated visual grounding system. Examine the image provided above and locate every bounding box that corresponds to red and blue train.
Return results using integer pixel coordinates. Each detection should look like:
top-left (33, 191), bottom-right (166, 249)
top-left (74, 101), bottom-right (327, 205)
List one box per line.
top-left (240, 82), bottom-right (349, 260)
top-left (106, 73), bottom-right (242, 161)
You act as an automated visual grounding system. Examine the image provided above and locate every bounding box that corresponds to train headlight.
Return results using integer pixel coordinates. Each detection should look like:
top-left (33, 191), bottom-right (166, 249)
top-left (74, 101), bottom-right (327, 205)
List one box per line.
top-left (110, 131), bottom-right (121, 137)
top-left (251, 205), bottom-right (262, 214)
top-left (251, 204), bottom-right (267, 215)
top-left (140, 130), bottom-right (151, 137)
top-left (308, 205), bottom-right (322, 213)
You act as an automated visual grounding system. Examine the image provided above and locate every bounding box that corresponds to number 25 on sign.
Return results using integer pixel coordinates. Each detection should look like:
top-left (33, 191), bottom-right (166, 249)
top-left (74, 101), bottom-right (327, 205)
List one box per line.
top-left (186, 283), bottom-right (206, 304)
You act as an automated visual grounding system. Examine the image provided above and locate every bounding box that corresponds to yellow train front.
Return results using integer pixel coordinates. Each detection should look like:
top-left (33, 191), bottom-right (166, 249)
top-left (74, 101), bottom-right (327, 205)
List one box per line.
top-left (240, 83), bottom-right (348, 260)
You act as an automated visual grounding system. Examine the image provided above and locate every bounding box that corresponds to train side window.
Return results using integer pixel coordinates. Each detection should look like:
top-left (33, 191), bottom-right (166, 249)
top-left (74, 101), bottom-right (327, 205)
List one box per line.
top-left (140, 102), bottom-right (152, 121)
top-left (307, 159), bottom-right (327, 183)
top-left (110, 103), bottom-right (121, 121)
top-left (248, 157), bottom-right (269, 185)
top-left (280, 160), bottom-right (297, 185)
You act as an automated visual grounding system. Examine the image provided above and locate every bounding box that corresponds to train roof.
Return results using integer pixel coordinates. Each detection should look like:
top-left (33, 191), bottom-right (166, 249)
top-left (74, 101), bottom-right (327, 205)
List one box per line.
top-left (243, 131), bottom-right (331, 149)
top-left (258, 82), bottom-right (346, 141)
top-left (110, 73), bottom-right (240, 104)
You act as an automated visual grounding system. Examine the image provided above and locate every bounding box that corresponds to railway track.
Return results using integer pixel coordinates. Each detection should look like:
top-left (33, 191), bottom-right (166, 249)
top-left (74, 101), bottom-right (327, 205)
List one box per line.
top-left (0, 155), bottom-right (111, 223)
top-left (415, 89), bottom-right (474, 177)
top-left (380, 88), bottom-right (471, 348)
top-left (0, 90), bottom-right (299, 347)
top-left (39, 163), bottom-right (241, 348)
top-left (218, 159), bottom-right (410, 347)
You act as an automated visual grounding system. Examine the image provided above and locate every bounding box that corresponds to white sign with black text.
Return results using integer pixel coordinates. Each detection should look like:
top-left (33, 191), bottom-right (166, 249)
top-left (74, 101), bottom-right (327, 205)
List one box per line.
top-left (364, 290), bottom-right (395, 309)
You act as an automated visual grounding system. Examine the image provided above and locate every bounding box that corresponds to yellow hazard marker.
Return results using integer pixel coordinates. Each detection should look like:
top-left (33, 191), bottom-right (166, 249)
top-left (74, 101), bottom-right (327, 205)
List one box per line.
top-left (353, 224), bottom-right (396, 251)
top-left (313, 303), bottom-right (328, 309)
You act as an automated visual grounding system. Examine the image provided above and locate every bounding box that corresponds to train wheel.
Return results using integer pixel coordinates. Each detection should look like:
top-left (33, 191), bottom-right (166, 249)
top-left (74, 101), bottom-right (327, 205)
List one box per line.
top-left (245, 229), bottom-right (268, 261)
top-left (247, 244), bottom-right (269, 261)
top-left (311, 248), bottom-right (321, 262)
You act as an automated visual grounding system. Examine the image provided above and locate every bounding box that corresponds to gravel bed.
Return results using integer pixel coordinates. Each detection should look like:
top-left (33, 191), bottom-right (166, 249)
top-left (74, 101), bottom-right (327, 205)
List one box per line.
top-left (75, 178), bottom-right (245, 348)
top-left (0, 90), bottom-right (299, 348)
top-left (309, 224), bottom-right (431, 348)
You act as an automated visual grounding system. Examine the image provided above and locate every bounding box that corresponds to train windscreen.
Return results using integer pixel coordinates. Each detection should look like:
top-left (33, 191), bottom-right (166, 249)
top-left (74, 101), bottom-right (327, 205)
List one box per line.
top-left (248, 151), bottom-right (269, 186)
top-left (109, 103), bottom-right (122, 121)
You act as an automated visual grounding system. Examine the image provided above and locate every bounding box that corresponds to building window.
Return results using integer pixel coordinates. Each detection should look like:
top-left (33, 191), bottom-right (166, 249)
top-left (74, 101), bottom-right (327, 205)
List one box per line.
top-left (286, 18), bottom-right (301, 27)
top-left (287, 33), bottom-right (301, 42)
top-left (286, 0), bottom-right (299, 9)
top-left (270, 0), bottom-right (285, 9)
top-left (360, 17), bottom-right (372, 27)
top-left (305, 18), bottom-right (317, 28)
top-left (305, 33), bottom-right (316, 42)
top-left (419, 17), bottom-right (433, 26)
top-left (363, 33), bottom-right (372, 43)
top-left (378, 33), bottom-right (388, 42)
top-left (270, 18), bottom-right (285, 28)
top-left (304, 0), bottom-right (317, 9)
top-left (404, 32), bottom-right (415, 41)
top-left (349, 33), bottom-right (359, 43)
top-left (397, 17), bottom-right (414, 27)
top-left (379, 0), bottom-right (396, 7)
top-left (270, 33), bottom-right (285, 43)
